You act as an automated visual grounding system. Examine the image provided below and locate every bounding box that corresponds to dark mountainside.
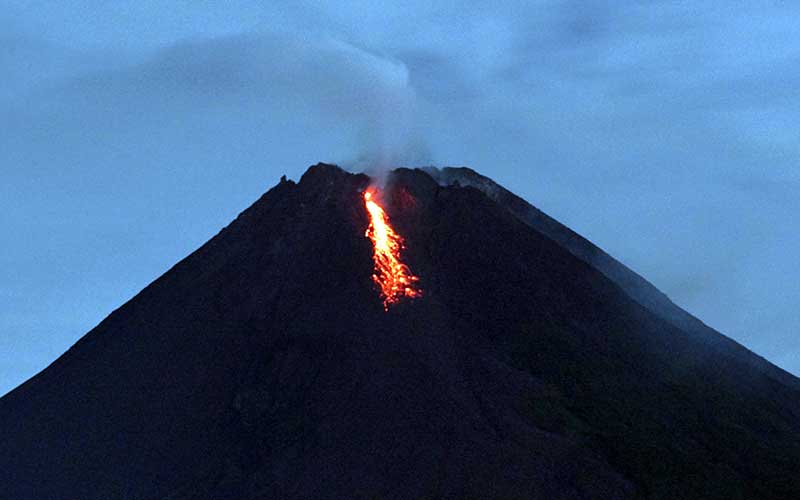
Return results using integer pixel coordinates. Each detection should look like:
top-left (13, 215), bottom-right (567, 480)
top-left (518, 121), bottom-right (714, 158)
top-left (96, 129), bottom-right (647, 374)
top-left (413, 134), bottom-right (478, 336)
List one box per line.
top-left (423, 167), bottom-right (800, 391)
top-left (1, 164), bottom-right (799, 500)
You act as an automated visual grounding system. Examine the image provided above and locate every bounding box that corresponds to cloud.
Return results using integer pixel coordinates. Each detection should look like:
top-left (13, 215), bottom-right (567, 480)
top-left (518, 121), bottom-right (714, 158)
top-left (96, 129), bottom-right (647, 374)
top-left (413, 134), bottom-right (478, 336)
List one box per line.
top-left (38, 33), bottom-right (429, 168)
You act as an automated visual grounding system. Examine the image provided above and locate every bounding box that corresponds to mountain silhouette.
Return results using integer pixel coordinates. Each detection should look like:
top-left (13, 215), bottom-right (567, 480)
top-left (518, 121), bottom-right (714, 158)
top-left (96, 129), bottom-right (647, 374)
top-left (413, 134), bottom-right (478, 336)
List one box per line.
top-left (2, 164), bottom-right (798, 500)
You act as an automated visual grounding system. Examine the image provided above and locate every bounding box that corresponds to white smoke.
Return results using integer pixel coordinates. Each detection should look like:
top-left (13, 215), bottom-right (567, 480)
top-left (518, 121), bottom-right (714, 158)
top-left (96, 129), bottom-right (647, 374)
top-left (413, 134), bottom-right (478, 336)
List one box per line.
top-left (235, 32), bottom-right (430, 173)
top-left (321, 39), bottom-right (430, 173)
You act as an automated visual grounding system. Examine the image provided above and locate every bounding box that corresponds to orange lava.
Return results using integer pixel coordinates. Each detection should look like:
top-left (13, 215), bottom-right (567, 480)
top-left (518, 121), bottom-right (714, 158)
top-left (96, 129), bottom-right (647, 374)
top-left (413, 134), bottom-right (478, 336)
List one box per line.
top-left (363, 189), bottom-right (422, 310)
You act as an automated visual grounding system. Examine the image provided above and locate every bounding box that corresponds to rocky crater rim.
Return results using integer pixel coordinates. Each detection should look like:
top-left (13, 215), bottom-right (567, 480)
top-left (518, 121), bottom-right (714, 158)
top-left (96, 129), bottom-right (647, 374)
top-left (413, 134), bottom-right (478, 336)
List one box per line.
top-left (289, 162), bottom-right (483, 190)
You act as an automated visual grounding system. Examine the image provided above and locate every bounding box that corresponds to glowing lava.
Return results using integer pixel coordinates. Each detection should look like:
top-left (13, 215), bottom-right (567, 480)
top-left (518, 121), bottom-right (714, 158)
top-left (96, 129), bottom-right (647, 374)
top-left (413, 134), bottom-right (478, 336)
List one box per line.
top-left (363, 189), bottom-right (422, 310)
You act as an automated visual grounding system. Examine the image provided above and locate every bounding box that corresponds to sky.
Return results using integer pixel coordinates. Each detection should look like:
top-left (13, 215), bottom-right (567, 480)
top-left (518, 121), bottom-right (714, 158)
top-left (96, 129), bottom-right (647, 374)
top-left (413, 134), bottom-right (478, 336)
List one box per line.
top-left (2, 1), bottom-right (799, 396)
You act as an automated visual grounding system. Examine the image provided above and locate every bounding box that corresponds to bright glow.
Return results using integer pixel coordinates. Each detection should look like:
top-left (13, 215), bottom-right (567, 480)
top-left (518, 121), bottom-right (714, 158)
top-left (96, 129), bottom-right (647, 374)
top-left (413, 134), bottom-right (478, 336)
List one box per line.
top-left (363, 189), bottom-right (422, 310)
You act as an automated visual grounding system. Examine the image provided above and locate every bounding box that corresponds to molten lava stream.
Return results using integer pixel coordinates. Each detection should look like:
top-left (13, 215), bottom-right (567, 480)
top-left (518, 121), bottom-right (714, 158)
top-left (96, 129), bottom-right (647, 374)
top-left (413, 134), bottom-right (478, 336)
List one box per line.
top-left (363, 189), bottom-right (422, 310)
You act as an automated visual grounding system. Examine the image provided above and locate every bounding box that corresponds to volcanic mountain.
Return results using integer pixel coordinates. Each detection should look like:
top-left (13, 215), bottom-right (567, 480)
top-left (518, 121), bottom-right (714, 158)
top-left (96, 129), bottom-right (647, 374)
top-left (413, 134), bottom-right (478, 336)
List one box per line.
top-left (2, 164), bottom-right (799, 500)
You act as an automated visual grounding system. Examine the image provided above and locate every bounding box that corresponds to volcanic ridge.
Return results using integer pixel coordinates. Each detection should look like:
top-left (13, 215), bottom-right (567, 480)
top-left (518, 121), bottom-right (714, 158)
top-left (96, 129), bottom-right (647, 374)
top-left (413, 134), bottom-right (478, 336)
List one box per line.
top-left (1, 164), bottom-right (799, 500)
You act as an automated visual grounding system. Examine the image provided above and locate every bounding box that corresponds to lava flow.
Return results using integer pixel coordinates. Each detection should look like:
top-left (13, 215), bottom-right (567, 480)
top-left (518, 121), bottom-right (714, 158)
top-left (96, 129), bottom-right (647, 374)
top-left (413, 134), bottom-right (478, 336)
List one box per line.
top-left (363, 189), bottom-right (422, 310)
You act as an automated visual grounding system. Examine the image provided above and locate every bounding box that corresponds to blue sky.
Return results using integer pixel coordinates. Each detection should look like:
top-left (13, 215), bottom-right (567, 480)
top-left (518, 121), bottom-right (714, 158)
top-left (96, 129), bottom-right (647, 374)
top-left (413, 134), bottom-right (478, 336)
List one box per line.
top-left (2, 1), bottom-right (799, 396)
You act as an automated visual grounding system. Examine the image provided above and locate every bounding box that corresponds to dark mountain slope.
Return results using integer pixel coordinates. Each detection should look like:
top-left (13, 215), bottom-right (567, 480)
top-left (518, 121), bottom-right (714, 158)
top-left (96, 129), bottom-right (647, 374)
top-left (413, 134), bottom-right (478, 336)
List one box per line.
top-left (425, 166), bottom-right (800, 391)
top-left (1, 164), bottom-right (798, 500)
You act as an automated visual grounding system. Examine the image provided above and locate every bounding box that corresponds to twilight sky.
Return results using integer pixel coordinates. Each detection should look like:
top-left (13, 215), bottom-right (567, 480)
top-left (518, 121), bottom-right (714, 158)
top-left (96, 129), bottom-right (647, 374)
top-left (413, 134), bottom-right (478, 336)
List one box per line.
top-left (2, 1), bottom-right (799, 396)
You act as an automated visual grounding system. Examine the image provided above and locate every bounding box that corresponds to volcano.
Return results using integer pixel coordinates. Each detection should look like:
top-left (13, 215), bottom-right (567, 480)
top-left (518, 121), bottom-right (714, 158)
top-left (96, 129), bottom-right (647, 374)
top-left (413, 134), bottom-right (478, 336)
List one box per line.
top-left (2, 164), bottom-right (799, 499)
